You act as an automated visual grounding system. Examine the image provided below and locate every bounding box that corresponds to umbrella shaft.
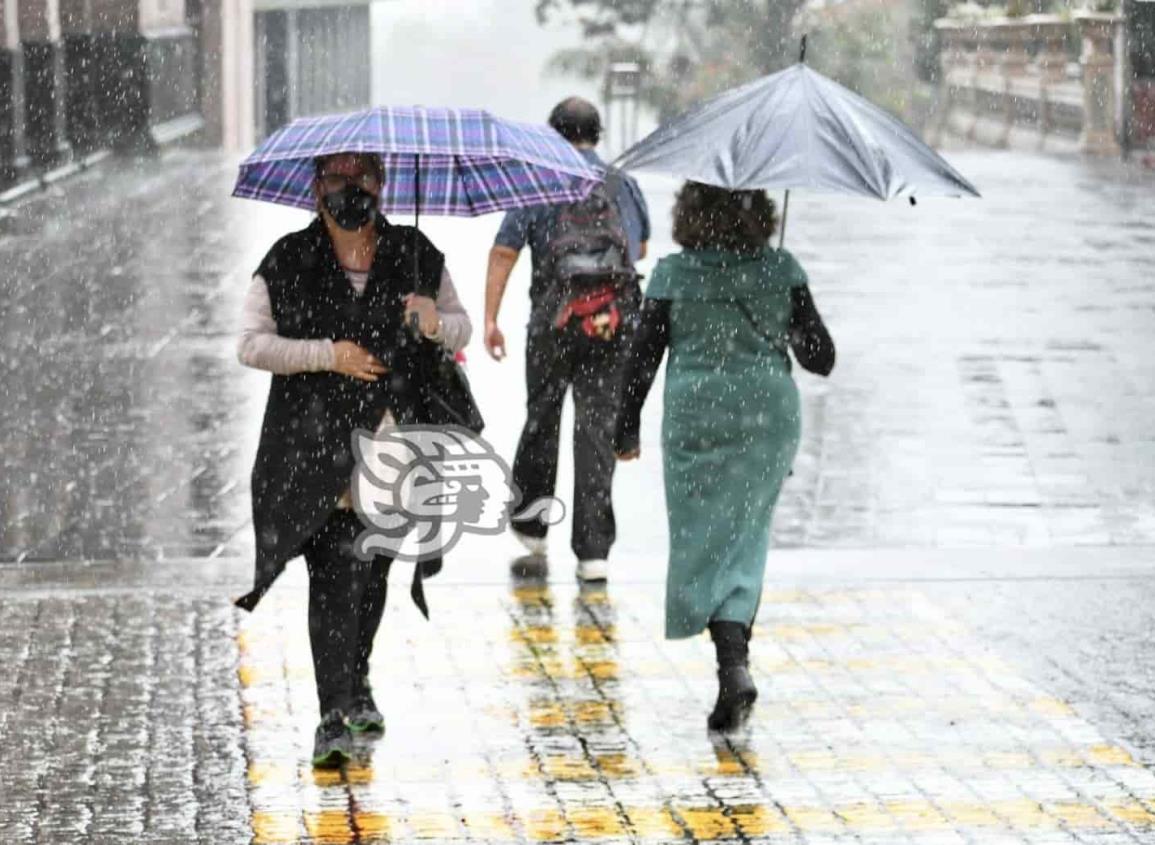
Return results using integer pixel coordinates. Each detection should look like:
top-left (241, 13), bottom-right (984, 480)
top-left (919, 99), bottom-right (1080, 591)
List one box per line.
top-left (414, 153), bottom-right (420, 295)
top-left (779, 190), bottom-right (790, 249)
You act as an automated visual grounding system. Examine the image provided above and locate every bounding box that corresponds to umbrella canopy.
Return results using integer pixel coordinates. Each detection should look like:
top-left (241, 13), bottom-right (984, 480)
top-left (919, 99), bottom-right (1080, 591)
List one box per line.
top-left (614, 63), bottom-right (979, 200)
top-left (232, 106), bottom-right (603, 216)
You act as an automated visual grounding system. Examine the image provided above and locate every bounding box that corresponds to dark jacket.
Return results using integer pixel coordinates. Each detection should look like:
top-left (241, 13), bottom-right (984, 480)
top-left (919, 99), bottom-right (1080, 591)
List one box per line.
top-left (235, 214), bottom-right (445, 613)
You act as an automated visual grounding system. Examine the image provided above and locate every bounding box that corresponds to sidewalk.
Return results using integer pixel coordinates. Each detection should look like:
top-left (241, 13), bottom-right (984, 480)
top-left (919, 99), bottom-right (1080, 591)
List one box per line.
top-left (1, 147), bottom-right (1155, 843)
top-left (4, 552), bottom-right (1155, 843)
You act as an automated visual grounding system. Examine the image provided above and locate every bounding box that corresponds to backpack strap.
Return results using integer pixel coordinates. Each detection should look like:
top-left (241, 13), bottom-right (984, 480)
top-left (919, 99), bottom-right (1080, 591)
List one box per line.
top-left (547, 165), bottom-right (625, 226)
top-left (602, 166), bottom-right (624, 205)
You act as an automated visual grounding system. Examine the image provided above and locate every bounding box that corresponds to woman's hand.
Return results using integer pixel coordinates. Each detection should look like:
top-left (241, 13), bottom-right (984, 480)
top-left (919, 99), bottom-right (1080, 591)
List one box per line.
top-left (331, 341), bottom-right (388, 382)
top-left (404, 294), bottom-right (440, 338)
top-left (616, 448), bottom-right (641, 462)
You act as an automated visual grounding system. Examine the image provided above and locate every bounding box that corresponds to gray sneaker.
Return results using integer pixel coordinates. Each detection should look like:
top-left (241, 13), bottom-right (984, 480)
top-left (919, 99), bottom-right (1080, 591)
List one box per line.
top-left (347, 684), bottom-right (385, 734)
top-left (312, 710), bottom-right (353, 768)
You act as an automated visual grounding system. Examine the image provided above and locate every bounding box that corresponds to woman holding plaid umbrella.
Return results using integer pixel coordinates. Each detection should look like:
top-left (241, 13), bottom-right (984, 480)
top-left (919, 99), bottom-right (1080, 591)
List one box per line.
top-left (230, 107), bottom-right (602, 768)
top-left (236, 150), bottom-right (471, 766)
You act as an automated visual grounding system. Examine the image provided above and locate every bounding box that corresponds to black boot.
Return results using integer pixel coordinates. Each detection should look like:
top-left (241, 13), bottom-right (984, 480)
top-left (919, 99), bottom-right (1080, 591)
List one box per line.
top-left (707, 621), bottom-right (757, 732)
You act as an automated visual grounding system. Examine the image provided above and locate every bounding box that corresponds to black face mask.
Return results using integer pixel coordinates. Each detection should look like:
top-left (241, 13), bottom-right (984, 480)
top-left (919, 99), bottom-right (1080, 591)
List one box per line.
top-left (322, 185), bottom-right (377, 231)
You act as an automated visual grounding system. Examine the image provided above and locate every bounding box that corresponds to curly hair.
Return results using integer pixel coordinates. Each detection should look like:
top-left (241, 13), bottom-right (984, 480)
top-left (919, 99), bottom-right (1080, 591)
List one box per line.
top-left (672, 182), bottom-right (778, 254)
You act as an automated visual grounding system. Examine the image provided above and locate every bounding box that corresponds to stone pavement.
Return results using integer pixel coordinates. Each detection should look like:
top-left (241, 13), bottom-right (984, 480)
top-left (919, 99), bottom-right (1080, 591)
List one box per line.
top-left (5, 552), bottom-right (1155, 843)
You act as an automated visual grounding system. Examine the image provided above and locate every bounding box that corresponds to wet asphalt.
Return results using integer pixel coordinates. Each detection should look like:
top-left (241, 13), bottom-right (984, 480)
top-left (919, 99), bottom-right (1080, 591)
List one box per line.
top-left (0, 147), bottom-right (1154, 843)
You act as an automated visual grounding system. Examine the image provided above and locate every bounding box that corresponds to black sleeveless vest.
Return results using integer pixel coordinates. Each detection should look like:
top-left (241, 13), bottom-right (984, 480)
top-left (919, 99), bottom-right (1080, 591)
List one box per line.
top-left (235, 215), bottom-right (445, 613)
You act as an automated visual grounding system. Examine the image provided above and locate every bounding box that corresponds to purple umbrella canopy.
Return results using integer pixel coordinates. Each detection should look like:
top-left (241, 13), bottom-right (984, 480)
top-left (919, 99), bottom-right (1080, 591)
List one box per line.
top-left (232, 106), bottom-right (603, 216)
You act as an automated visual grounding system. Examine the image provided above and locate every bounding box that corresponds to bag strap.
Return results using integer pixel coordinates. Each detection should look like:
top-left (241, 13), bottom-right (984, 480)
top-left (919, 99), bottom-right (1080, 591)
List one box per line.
top-left (732, 299), bottom-right (790, 357)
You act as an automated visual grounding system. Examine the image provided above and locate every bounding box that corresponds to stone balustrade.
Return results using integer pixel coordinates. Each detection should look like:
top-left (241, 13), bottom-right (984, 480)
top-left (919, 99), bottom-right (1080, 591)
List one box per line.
top-left (934, 13), bottom-right (1123, 154)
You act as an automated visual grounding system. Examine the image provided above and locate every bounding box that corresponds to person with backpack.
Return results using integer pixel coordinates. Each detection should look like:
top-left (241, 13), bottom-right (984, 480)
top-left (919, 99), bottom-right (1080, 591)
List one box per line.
top-left (483, 97), bottom-right (650, 582)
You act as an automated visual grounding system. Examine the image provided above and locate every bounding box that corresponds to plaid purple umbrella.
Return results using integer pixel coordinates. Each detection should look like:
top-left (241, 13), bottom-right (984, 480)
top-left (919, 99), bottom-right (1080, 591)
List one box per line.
top-left (232, 106), bottom-right (602, 216)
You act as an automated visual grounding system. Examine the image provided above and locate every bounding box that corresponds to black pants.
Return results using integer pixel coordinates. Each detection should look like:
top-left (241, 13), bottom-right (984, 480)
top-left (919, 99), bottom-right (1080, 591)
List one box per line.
top-left (510, 320), bottom-right (627, 560)
top-left (301, 509), bottom-right (392, 716)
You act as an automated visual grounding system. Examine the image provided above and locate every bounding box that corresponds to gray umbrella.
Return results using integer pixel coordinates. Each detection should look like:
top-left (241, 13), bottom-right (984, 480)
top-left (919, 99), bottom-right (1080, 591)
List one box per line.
top-left (614, 46), bottom-right (979, 243)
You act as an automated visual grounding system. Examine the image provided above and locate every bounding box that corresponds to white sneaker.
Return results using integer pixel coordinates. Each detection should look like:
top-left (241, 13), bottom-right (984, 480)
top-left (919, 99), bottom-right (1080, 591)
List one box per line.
top-left (576, 558), bottom-right (608, 582)
top-left (512, 529), bottom-right (547, 557)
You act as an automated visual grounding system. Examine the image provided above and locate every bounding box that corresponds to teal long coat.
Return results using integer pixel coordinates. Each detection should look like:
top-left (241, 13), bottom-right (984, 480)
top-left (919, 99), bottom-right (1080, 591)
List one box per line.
top-left (646, 248), bottom-right (806, 639)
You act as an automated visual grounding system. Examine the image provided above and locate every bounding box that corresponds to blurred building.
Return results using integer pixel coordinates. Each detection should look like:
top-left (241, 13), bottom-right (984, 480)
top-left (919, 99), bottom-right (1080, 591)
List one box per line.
top-left (253, 2), bottom-right (370, 140)
top-left (0, 0), bottom-right (372, 192)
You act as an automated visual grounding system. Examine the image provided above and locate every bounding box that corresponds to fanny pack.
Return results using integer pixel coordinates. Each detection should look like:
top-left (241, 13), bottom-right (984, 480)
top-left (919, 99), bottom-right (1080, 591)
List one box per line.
top-left (554, 284), bottom-right (622, 341)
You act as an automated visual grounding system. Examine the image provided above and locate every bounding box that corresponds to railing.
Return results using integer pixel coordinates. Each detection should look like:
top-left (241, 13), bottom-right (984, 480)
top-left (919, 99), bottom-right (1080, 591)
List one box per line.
top-left (933, 13), bottom-right (1123, 155)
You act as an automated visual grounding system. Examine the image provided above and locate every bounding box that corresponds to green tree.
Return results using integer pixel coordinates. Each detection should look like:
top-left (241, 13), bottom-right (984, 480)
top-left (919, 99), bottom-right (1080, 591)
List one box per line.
top-left (536, 0), bottom-right (809, 120)
top-left (912, 0), bottom-right (950, 84)
top-left (804, 6), bottom-right (917, 120)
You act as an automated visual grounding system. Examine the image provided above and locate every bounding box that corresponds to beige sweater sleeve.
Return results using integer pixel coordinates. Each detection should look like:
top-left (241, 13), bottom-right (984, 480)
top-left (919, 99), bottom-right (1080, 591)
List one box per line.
top-left (237, 265), bottom-right (472, 374)
top-left (236, 274), bottom-right (336, 374)
top-left (431, 265), bottom-right (472, 354)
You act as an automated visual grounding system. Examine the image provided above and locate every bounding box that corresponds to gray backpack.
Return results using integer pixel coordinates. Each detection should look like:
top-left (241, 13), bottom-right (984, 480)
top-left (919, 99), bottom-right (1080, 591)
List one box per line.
top-left (543, 170), bottom-right (638, 336)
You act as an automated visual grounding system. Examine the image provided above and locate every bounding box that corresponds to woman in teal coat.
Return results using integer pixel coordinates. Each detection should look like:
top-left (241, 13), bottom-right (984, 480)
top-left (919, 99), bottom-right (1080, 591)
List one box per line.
top-left (615, 182), bottom-right (835, 731)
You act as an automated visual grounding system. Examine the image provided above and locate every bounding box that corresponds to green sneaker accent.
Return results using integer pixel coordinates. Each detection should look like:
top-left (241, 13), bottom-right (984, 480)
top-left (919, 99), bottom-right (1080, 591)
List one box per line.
top-left (346, 697), bottom-right (385, 733)
top-left (347, 715), bottom-right (385, 733)
top-left (311, 745), bottom-right (351, 769)
top-left (312, 710), bottom-right (353, 768)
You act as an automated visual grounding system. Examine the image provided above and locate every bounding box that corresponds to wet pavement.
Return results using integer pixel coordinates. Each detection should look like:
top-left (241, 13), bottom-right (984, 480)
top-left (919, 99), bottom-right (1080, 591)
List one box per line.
top-left (1, 149), bottom-right (1154, 562)
top-left (0, 153), bottom-right (268, 563)
top-left (1, 147), bottom-right (1155, 843)
top-left (5, 553), bottom-right (1155, 843)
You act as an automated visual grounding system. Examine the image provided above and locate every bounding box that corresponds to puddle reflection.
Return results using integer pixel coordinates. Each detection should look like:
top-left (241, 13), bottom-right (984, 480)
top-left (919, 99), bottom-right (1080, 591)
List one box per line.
top-left (238, 567), bottom-right (779, 843)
